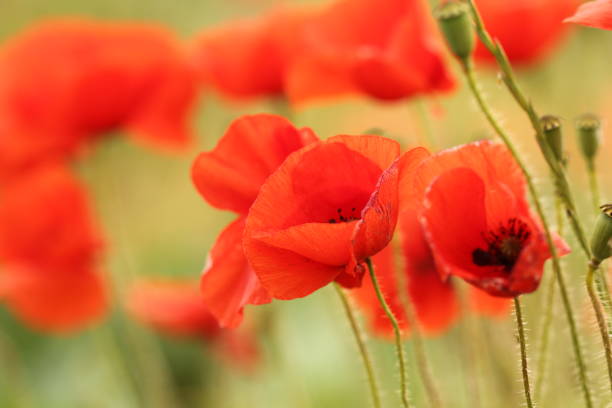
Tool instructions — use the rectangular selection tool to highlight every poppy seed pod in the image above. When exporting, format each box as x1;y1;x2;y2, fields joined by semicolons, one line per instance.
435;1;475;62
540;115;564;164
576;113;601;164
591;204;612;263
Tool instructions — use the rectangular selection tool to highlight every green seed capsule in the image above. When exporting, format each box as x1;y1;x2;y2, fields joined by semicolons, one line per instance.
435;1;475;62
591;204;612;263
540;115;563;164
576;113;601;163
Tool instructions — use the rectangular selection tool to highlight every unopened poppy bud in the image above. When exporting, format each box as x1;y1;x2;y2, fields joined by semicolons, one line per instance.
435;1;475;62
576;113;601;165
540;115;563;164
591;204;612;263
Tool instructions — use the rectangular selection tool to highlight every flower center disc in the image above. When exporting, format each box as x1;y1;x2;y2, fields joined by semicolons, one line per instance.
472;218;531;273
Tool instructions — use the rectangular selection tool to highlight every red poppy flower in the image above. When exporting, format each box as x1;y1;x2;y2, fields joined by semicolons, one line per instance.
473;0;579;65
0;18;198;176
128;279;259;370
192;114;317;327
0;165;106;331
351;199;510;339
564;0;612;30
412;141;569;297
284;0;456;104
243;133;429;299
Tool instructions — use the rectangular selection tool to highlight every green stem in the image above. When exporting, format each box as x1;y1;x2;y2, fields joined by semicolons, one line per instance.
460;57;593;408
514;298;534;408
586;261;612;396
392;239;443;408
534;197;563;403
587;162;600;212
333;284;383;408
415;99;438;149
366;258;411;408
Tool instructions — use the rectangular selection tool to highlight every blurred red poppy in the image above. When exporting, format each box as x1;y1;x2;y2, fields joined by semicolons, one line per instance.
564;0;612;30
0;18;198;177
192;114;317;327
191;0;455;105
128;279;259;370
412;141;569;297
285;0;455;104
0;165;106;331
243;134;429;299
473;0;579;65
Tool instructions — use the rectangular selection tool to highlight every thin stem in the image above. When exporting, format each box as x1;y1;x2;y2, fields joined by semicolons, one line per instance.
514;297;534;408
392;238;443;408
587;162;600;212
460;57;593;407
333;283;383;408
366;258;411;408
534;197;562;403
415;99;438;149
586;261;612;396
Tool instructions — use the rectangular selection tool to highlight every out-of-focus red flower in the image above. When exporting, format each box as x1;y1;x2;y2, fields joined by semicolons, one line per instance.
564;0;612;30
473;0;579;65
0;18;198;177
285;0;455;104
243;133;429;300
412;141;569;297
128;279;259;370
190;0;455;105
192;114;317;327
0;165;106;331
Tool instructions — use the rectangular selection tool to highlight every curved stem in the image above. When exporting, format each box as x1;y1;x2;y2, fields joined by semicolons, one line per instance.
460;58;593;408
366;258;411;408
333;284;382;408
586;262;612;396
514;298;534;408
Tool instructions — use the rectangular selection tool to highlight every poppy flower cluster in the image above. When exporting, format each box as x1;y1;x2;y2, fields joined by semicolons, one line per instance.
0;19;198;331
195;115;568;340
128;279;259;370
191;0;456;105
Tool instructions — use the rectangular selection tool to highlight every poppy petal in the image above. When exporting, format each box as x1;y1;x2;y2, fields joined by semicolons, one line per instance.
469;285;511;317
564;0;612;30
1;266;106;332
192;114;315;214
201;217;271;328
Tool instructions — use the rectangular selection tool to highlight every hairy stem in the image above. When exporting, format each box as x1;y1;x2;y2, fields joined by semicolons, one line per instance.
586;262;612;396
366;258;411;408
514;298;534;408
334;284;383;408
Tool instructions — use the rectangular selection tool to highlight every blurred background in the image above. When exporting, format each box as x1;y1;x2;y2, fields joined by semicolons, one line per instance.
0;0;611;407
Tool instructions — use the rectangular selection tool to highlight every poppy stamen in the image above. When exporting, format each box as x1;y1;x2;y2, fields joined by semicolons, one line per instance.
328;207;360;223
472;218;531;272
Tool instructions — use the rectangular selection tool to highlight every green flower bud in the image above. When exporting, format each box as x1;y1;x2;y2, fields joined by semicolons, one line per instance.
435;1;475;62
540;115;563;164
576;113;601;164
591;204;612;263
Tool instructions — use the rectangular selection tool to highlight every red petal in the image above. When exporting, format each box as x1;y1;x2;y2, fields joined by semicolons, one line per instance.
201;217;270;328
129;279;220;338
474;0;578;65
1;266;106;332
469;286;511;317
192;114;316;214
399;212;459;334
422;167;488;281
564;0;612;30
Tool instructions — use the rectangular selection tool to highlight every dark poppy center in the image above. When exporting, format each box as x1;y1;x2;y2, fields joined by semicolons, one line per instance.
471;218;531;273
328;207;360;224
